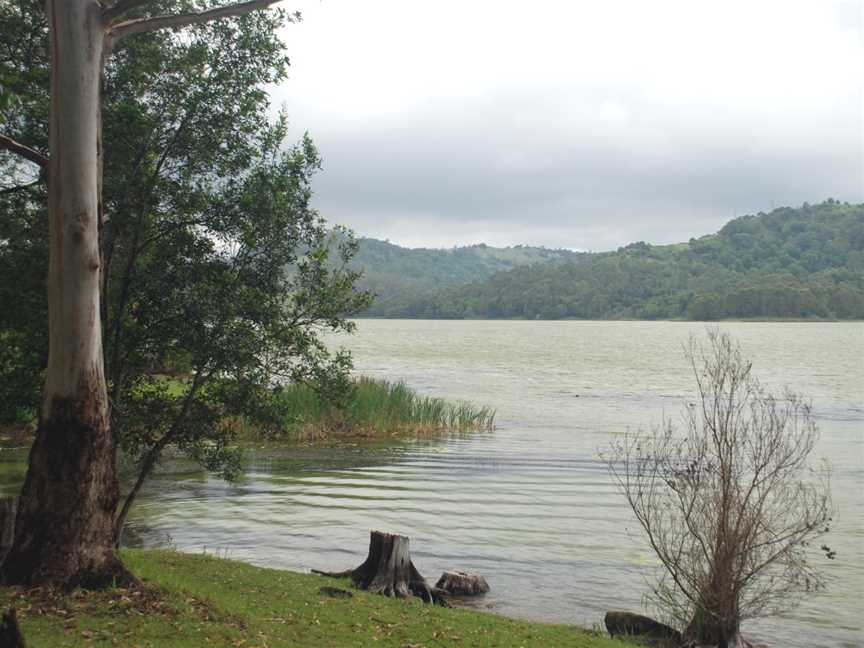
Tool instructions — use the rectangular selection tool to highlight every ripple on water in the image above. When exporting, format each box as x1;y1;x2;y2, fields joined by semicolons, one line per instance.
94;322;864;648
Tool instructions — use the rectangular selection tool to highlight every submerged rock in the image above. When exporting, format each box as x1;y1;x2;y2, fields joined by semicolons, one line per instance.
604;610;682;646
435;570;490;595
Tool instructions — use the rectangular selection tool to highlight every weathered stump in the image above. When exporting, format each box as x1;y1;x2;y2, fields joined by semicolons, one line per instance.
435;570;489;595
314;530;448;605
605;610;682;646
0;608;26;648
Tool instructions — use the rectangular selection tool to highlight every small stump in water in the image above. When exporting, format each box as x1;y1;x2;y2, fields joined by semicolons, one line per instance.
435;570;489;596
314;530;448;605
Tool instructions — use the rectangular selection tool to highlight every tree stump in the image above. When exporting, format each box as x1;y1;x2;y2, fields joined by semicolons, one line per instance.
314;531;448;605
0;608;26;648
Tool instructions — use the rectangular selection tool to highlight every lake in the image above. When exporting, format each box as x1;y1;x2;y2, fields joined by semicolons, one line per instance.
3;320;862;646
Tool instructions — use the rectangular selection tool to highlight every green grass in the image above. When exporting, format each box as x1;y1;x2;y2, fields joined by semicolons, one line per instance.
261;377;496;441
0;550;635;647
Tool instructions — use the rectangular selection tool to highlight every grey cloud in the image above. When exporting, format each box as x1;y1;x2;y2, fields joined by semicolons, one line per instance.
267;0;863;249
282;76;862;250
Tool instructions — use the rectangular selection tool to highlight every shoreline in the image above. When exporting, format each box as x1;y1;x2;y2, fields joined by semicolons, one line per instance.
352;316;862;323
0;548;637;647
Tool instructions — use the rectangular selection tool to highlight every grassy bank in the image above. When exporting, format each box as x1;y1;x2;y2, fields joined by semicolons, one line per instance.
0;550;634;647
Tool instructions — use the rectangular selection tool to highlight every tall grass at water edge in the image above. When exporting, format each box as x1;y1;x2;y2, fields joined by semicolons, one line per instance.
269;376;495;439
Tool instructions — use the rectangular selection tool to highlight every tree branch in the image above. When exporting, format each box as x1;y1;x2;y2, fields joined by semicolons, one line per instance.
108;0;287;43
113;367;210;545
102;0;157;23
0;134;48;170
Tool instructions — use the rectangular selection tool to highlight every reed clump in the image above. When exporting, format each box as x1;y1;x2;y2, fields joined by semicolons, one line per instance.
266;376;495;440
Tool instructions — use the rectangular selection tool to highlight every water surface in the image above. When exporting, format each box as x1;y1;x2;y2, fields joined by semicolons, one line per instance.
4;320;862;646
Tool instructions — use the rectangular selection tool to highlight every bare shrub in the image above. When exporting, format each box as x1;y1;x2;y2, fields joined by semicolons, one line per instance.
608;330;833;647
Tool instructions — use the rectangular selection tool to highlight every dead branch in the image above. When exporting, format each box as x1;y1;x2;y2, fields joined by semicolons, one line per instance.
0;134;48;170
107;0;290;43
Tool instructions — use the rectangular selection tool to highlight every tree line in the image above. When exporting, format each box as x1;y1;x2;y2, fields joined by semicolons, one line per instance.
364;200;864;320
350;238;584;312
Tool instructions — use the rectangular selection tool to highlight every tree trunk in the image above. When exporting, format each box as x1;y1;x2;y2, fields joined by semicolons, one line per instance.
0;0;127;588
315;531;448;605
685;603;740;648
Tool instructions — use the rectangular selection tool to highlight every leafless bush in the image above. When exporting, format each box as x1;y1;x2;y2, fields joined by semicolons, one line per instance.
608;330;833;647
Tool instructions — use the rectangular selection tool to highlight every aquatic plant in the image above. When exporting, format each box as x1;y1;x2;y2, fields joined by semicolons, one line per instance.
264;376;495;439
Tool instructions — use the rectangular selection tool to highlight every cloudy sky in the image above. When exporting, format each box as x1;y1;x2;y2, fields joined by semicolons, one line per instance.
272;0;863;251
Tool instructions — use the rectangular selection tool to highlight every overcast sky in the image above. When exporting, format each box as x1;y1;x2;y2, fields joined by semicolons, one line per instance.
272;0;863;251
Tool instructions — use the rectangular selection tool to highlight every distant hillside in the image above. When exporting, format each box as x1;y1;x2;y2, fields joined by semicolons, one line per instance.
361;200;864;320
350;239;585;315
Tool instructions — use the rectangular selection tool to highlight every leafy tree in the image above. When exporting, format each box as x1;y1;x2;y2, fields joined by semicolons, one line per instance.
0;0;369;587
362;201;864;321
608;331;833;647
352;237;584;316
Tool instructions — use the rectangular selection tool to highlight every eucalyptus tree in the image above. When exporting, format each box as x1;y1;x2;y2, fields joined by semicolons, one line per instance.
0;0;369;588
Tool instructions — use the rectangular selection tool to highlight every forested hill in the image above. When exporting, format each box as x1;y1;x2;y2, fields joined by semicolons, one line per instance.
359;201;864;320
351;239;585;314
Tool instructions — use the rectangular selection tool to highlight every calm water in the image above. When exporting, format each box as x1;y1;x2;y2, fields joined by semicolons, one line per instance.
4;321;863;646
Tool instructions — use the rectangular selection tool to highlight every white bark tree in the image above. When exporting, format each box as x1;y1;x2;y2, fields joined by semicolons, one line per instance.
0;0;289;587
